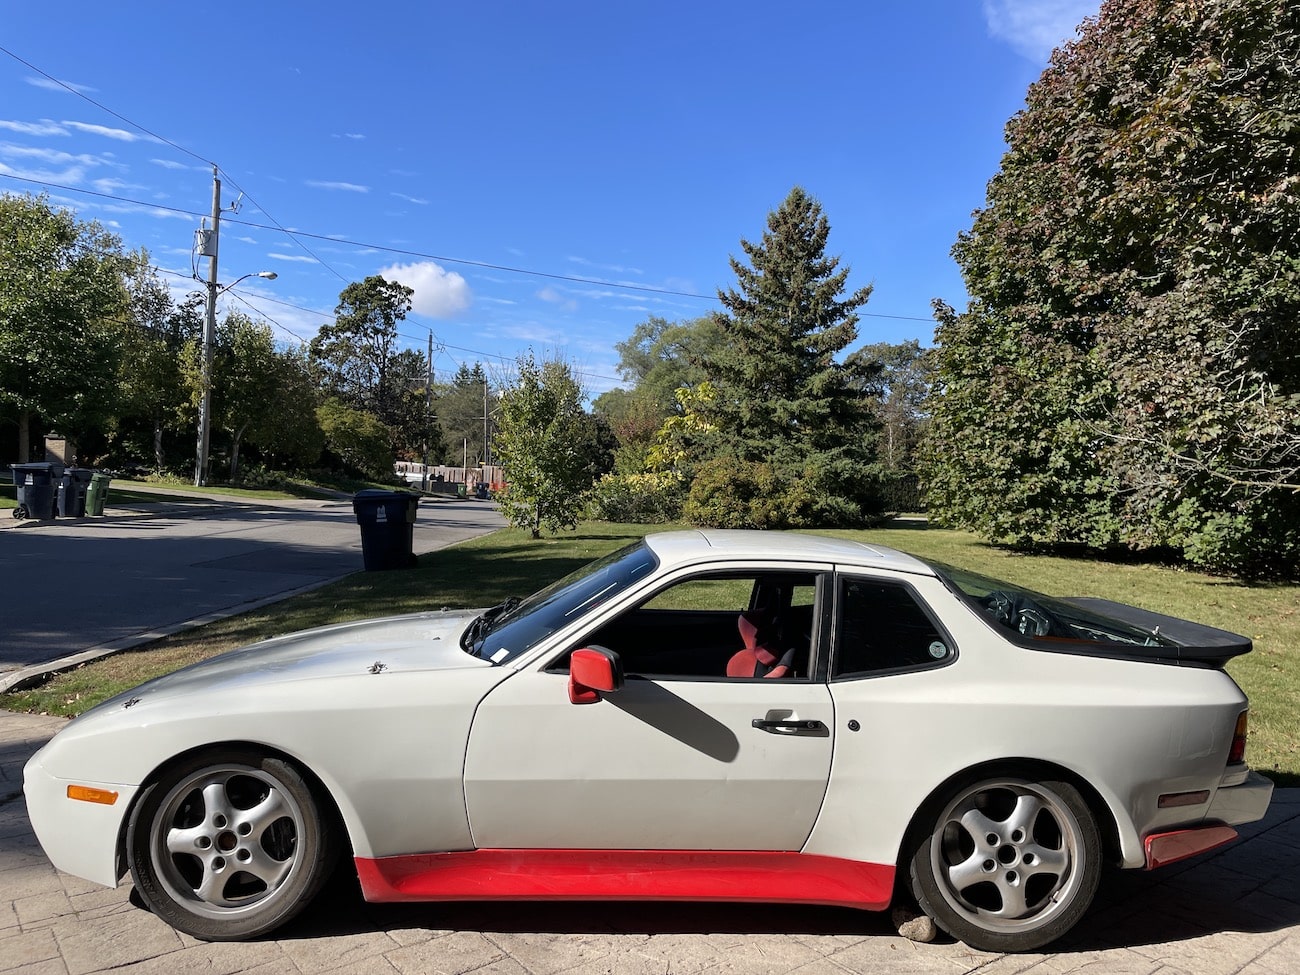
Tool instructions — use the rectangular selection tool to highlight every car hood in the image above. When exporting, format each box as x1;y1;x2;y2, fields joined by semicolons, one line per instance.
87;610;490;713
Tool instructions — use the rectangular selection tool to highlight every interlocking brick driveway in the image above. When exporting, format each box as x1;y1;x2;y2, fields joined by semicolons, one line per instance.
4;711;1300;974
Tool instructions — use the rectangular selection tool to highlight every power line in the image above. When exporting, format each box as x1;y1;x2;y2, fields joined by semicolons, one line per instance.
1;172;938;324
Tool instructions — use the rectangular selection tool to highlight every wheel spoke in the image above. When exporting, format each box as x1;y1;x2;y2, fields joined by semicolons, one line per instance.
990;873;1031;919
243;788;291;836
238;845;295;890
1023;842;1070;879
1007;792;1047;838
165;823;209;857
946;849;993;891
202;780;236;825
958;806;1004;844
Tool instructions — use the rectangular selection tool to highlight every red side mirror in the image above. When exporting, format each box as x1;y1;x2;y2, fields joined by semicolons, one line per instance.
568;646;624;704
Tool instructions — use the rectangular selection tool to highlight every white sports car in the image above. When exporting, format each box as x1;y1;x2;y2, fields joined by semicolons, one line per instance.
24;530;1273;952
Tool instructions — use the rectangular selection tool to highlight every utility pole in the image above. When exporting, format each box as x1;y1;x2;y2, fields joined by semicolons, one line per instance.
194;168;221;487
421;331;433;491
483;378;490;470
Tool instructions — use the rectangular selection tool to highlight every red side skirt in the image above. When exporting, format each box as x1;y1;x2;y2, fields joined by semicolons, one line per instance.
355;849;896;911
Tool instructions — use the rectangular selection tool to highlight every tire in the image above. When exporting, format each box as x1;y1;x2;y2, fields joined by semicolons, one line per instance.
14;505;27;520
909;776;1101;953
126;748;338;941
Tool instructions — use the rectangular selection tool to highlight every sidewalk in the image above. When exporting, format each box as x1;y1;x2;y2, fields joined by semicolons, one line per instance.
3;708;1299;974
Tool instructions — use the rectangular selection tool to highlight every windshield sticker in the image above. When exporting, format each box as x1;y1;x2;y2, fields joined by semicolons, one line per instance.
929;641;947;659
490;647;511;663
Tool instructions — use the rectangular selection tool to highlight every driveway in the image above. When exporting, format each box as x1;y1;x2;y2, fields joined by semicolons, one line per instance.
0;489;506;678
1;711;1299;973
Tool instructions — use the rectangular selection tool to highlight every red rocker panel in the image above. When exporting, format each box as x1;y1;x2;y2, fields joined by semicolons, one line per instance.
355;849;895;911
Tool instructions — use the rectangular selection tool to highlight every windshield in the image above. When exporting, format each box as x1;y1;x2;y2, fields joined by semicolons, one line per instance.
467;541;659;664
924;560;1172;647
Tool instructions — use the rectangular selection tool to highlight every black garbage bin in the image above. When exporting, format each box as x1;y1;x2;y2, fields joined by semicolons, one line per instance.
352;489;419;570
57;467;94;517
11;463;58;521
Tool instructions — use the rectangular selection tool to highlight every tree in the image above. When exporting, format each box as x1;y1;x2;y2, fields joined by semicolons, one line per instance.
308;275;427;456
926;0;1300;574
848;339;931;472
435;362;492;466
493;353;602;537
113;253;200;470
693;187;882;526
315;398;392;479
0;193;127;460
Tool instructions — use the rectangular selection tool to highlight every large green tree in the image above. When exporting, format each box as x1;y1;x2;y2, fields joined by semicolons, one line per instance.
112;253;201;471
926;0;1300;574
0;193;127;460
494;353;611;537
308;275;439;459
691;187;881;526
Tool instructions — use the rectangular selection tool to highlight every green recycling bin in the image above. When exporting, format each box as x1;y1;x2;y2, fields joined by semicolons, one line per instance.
86;471;112;516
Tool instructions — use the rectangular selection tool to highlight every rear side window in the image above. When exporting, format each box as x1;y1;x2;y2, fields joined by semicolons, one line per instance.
833;576;953;679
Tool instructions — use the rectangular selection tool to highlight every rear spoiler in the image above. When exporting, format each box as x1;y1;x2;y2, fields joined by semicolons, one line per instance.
1057;598;1252;669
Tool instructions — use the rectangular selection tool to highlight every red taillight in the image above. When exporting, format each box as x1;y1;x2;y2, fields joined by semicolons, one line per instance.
1228;711;1249;765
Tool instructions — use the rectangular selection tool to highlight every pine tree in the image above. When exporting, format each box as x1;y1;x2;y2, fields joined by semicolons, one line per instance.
692;187;881;526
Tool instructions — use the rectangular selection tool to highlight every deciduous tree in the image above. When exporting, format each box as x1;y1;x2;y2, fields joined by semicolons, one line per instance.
926;0;1300;575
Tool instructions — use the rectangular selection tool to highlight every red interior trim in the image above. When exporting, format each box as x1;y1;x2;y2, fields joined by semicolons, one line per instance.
1144;825;1238;870
356;849;895;911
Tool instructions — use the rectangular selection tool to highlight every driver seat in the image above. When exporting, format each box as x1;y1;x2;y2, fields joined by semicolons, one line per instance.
727;611;794;678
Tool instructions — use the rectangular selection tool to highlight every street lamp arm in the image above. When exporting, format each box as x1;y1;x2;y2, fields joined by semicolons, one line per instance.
219;270;277;294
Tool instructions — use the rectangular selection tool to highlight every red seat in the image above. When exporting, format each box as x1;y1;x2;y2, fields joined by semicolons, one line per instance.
727;611;793;678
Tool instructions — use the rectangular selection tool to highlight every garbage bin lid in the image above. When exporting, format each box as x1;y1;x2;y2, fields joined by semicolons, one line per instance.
353;488;413;499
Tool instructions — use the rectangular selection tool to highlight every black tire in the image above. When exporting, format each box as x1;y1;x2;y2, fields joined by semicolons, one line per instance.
14;505;27;520
908;776;1100;952
126;748;338;941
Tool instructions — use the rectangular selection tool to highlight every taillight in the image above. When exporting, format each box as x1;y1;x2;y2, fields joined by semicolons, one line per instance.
1228;711;1249;765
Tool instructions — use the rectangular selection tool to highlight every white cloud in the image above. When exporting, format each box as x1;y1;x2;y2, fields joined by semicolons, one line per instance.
0;119;67;136
150;158;191;170
305;179;369;193
0;144;107;167
391;192;429;205
62;120;152;142
381;261;472;318
27;77;94;94
269;252;320;264
538;286;579;313
983;0;1100;62
0;159;88;184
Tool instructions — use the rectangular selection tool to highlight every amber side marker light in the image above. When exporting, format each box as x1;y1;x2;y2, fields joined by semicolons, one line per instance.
67;785;118;806
1229;711;1250;765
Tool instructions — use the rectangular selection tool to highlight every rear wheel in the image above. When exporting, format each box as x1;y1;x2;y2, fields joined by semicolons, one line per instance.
909;776;1100;952
126;748;337;941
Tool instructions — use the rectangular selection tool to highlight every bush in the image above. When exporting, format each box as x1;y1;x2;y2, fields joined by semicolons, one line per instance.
587;471;684;523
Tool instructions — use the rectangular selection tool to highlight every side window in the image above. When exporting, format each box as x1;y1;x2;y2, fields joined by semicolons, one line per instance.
565;571;821;680
833;576;953;679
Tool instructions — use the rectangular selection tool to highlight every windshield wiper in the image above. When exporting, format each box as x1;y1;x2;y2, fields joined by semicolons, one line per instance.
460;596;521;656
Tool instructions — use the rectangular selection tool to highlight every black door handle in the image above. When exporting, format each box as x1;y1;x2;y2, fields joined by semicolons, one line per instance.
751;718;826;732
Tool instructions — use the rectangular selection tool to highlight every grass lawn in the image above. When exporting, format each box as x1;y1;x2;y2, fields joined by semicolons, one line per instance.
3;521;1296;784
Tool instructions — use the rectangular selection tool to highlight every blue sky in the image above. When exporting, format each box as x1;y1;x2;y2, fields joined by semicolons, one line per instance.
1;1;1099;396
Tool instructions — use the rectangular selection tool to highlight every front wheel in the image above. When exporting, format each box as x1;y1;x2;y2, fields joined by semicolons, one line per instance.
909;776;1100;952
126;748;337;941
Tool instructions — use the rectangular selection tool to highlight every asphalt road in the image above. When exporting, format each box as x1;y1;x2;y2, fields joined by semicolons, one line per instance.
0;490;506;674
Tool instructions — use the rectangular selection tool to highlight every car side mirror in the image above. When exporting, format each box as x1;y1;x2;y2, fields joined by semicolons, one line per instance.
569;646;624;704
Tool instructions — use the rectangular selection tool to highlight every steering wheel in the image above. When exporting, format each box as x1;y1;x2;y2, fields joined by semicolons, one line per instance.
980;591;1055;637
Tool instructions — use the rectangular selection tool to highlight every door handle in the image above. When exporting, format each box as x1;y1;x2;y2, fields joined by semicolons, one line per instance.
751;718;826;732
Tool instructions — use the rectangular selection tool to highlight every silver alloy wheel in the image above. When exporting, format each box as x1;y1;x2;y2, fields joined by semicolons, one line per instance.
929;779;1087;934
148;762;307;920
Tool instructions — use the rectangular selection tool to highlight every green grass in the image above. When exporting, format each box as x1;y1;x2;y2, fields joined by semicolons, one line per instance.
4;521;1297;784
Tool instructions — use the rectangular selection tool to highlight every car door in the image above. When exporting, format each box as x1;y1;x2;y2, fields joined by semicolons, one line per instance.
463;566;835;852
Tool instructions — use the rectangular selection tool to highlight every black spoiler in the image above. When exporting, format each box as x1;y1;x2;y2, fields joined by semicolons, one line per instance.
1057;598;1252;669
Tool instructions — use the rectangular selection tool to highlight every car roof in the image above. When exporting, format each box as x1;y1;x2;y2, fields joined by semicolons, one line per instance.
642;529;938;577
